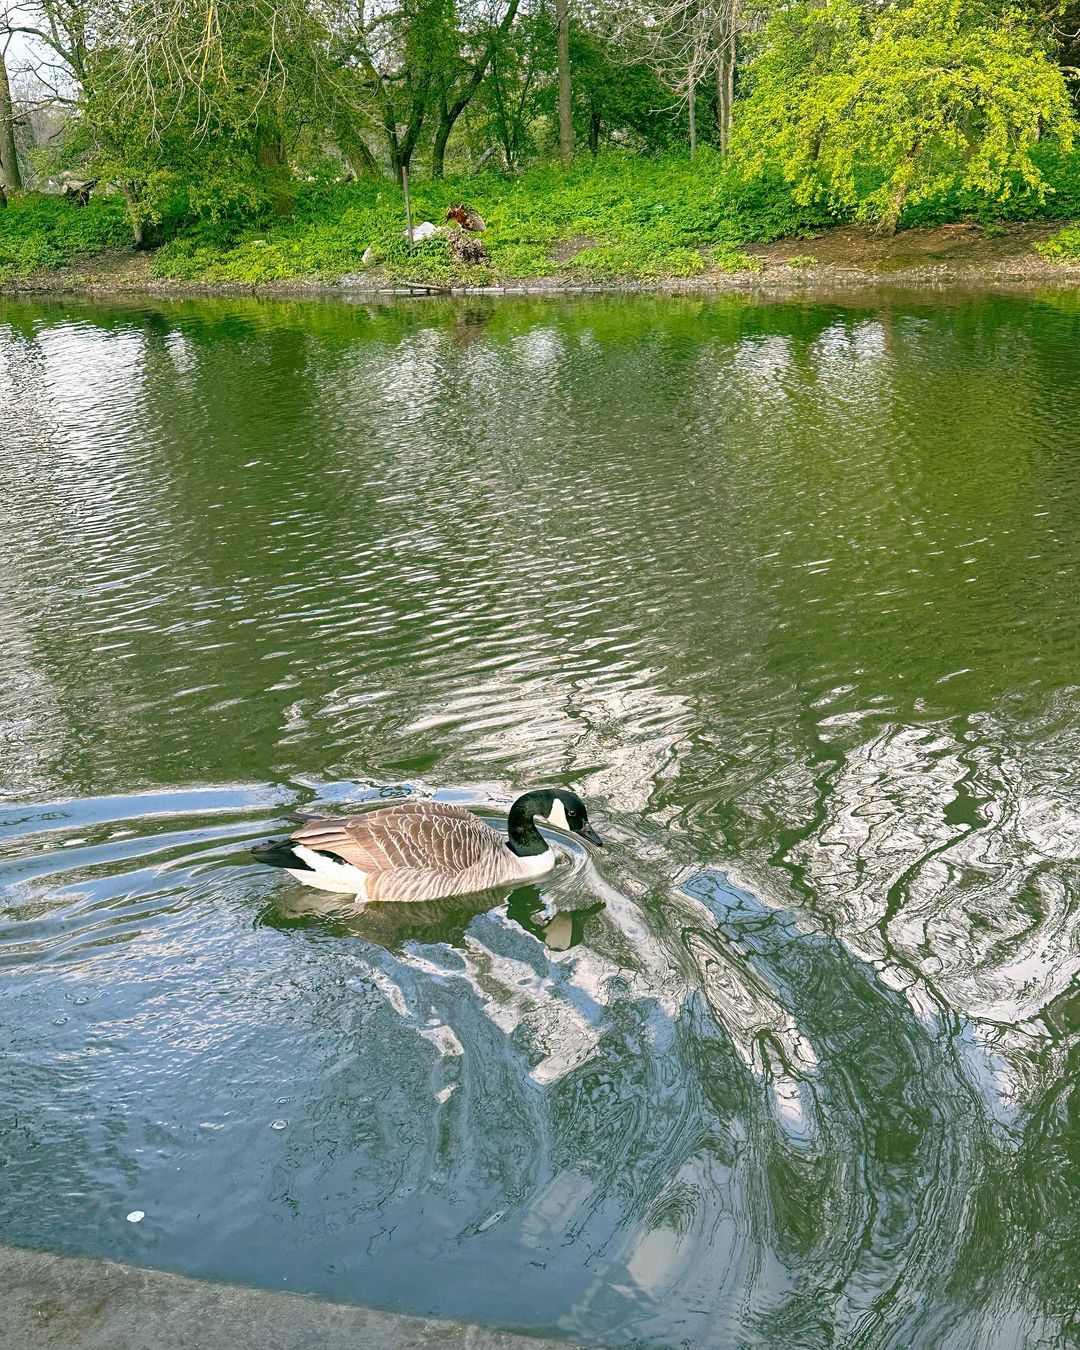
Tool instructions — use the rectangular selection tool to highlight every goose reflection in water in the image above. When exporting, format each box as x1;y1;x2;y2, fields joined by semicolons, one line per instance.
261;881;604;956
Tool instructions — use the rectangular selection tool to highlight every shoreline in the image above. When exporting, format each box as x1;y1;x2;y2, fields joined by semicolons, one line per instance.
1;1242;576;1349
4;221;1080;304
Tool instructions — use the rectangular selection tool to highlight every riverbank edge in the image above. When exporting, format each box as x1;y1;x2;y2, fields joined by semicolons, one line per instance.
1;1242;579;1349
5;222;1080;303
6;261;1080;302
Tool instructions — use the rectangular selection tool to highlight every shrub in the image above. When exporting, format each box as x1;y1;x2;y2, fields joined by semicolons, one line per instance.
0;193;131;280
735;0;1077;231
1035;226;1080;261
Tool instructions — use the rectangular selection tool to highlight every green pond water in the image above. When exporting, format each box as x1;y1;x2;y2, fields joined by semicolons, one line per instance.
1;291;1079;1348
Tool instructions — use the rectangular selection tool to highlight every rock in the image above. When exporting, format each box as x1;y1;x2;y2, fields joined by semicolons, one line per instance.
361;246;377;265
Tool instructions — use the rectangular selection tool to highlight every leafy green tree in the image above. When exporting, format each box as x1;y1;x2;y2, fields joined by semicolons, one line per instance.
571;23;686;154
736;0;1077;230
479;4;548;168
429;0;523;175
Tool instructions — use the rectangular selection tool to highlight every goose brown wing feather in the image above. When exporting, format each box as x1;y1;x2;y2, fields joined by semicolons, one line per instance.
288;801;502;880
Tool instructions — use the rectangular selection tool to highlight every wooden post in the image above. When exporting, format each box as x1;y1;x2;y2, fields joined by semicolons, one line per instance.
402;162;414;246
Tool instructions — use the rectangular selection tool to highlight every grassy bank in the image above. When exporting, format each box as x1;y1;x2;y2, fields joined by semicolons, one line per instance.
5;150;1080;290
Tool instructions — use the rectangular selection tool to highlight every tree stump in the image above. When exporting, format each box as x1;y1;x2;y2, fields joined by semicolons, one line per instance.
446;226;489;266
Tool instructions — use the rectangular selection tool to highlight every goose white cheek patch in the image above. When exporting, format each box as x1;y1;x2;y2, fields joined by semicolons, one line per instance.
545;798;570;831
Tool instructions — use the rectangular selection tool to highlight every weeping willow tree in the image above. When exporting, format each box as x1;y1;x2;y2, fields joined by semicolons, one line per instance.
79;0;350;235
735;0;1077;231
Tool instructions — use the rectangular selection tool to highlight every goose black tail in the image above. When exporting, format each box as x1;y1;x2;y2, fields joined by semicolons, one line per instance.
251;838;313;872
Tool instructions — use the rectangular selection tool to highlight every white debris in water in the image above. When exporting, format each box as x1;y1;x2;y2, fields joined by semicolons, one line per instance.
436;1085;457;1103
270;1119;288;1130
126;1211;145;1223
419;1021;464;1057
368;968;410;1017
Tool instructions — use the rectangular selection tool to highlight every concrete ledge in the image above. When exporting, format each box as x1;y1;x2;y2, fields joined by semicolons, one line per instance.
1;1244;577;1350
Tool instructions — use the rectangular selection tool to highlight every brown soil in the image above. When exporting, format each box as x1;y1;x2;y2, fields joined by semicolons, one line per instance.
5;220;1080;301
547;234;598;263
750;218;1065;268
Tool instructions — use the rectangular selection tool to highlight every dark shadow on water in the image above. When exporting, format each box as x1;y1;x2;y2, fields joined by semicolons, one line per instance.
259;881;605;955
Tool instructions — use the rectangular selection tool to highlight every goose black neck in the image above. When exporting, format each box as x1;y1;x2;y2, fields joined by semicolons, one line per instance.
507;790;553;858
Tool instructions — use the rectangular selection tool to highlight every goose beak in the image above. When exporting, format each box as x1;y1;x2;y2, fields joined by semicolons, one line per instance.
578;823;603;848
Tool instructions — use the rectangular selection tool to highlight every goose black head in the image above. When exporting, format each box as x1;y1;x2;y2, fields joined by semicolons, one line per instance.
508;788;602;853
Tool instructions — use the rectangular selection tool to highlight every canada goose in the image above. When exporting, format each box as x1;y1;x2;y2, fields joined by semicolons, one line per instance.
251;789;602;901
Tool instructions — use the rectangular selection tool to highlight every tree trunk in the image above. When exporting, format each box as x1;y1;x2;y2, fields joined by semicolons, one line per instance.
256;119;292;214
391;141;417;189
588;111;600;157
432;101;452;177
256;124;285;170
0;44;22;195
333;112;379;178
431;0;523;178
383;104;404;186
402;163;413;245
121;184;145;247
343;140;380;179
716;20;735;154
385;79;429;188
688;79;697;159
392;145;413;187
556;0;573;168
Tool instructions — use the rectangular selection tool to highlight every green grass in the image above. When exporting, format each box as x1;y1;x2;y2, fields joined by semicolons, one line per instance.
6;142;1080;287
0;192;132;281
146;152;819;285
